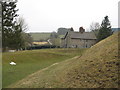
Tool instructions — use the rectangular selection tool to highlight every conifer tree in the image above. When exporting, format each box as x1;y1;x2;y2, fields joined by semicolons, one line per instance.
97;16;113;41
2;1;19;51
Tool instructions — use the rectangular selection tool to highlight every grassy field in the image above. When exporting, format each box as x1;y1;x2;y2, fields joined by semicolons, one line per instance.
2;48;85;87
29;33;51;41
8;32;119;88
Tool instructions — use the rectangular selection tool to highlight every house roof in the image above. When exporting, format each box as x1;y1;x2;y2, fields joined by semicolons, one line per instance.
62;31;97;40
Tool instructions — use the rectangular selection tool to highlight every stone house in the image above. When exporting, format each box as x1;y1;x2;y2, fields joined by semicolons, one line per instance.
60;27;97;48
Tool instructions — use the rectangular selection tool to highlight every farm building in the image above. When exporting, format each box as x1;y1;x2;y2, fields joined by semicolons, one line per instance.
60;27;97;48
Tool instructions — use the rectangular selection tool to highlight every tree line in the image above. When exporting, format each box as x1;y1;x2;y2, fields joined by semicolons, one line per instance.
1;1;32;52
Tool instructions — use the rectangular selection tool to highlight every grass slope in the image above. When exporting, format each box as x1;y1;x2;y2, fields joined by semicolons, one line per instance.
3;48;85;87
8;32;119;88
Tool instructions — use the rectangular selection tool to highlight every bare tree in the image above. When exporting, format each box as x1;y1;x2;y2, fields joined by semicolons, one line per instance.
90;22;100;37
16;17;33;49
17;17;28;32
90;22;100;31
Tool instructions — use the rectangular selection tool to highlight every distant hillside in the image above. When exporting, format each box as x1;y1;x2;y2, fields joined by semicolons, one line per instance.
29;33;51;41
8;32;119;88
112;28;120;32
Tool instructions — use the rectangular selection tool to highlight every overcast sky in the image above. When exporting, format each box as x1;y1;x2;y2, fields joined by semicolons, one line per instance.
17;0;119;32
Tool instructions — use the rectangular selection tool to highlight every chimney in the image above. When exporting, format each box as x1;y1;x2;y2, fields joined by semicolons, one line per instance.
70;27;74;31
79;27;85;33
